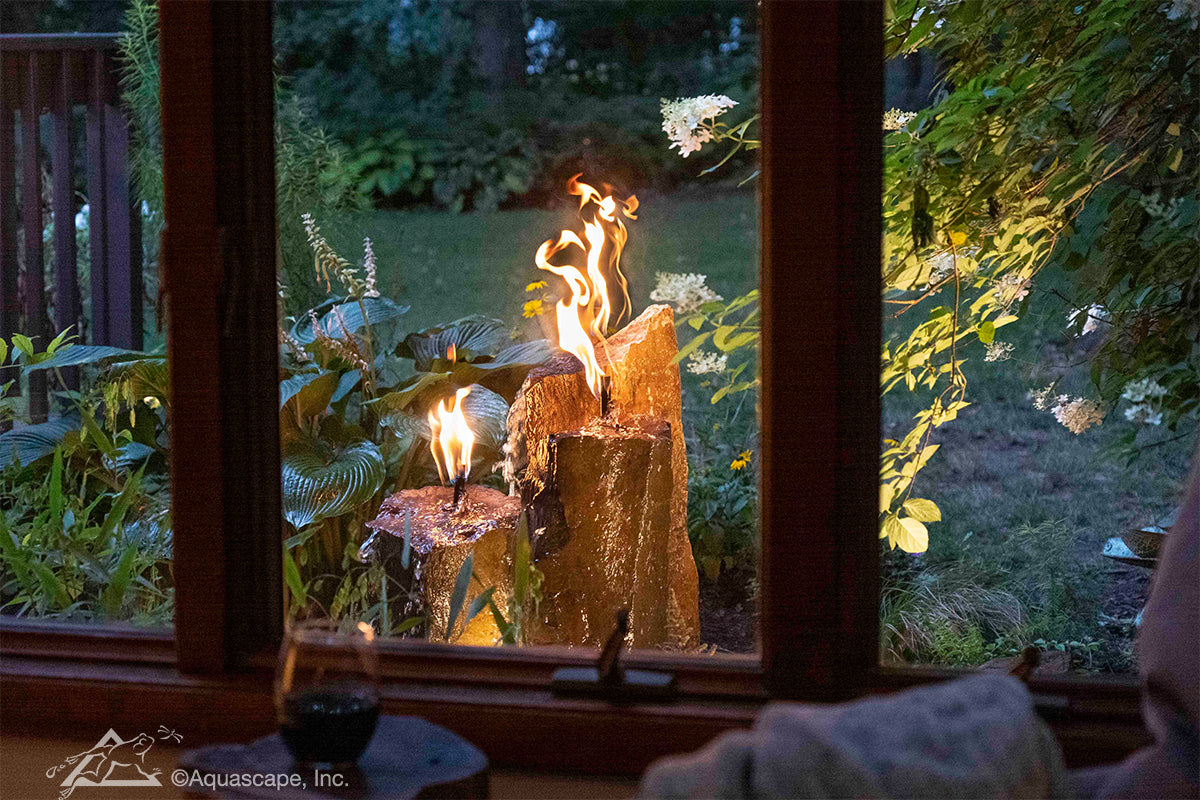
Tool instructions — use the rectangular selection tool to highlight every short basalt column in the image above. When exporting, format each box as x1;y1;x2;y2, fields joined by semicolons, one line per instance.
364;485;520;646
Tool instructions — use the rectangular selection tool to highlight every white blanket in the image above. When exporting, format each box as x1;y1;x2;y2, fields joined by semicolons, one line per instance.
640;673;1068;799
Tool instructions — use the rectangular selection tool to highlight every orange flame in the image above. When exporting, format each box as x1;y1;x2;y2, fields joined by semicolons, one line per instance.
535;175;638;399
428;387;475;485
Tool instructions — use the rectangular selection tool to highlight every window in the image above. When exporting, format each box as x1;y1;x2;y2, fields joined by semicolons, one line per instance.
0;1;1150;774
1;22;173;630
879;0;1196;678
271;1;760;657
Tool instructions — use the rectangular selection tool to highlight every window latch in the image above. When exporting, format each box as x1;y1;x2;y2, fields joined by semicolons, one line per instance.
551;608;677;702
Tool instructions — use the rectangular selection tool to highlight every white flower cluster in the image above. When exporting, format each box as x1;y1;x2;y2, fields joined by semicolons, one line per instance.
660;95;738;158
924;248;978;287
883;108;917;131
1050;395;1105;434
686;350;728;375
1121;378;1167;426
984;341;1014;362
1029;385;1104;433
362;236;380;298
1068;304;1109;336
993;273;1031;310
1028;384;1057;411
650;272;723;315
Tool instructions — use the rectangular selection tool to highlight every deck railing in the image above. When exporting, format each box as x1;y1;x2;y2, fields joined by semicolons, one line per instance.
0;33;142;425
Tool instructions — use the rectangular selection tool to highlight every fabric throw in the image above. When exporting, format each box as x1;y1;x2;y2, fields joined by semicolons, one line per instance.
640;673;1068;799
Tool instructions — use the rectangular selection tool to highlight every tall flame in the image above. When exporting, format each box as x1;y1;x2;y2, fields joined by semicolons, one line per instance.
535;175;638;399
428;387;475;485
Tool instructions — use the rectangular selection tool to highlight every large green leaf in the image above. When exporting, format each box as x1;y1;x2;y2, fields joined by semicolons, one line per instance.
281;370;340;418
447;339;553;385
0;415;81;466
371;371;451;413
378;383;508;453
107;358;170;403
281;437;386;529
399;315;510;371
379;409;429;452
457;385;510;451
290;296;410;345
22;345;152;372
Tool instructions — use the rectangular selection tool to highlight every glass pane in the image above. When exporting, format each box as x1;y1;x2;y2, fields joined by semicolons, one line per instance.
1;2;173;627
274;0;759;654
880;2;1196;674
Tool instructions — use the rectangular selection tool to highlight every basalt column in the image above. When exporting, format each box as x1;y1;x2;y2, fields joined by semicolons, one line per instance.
364;485;520;646
506;304;700;649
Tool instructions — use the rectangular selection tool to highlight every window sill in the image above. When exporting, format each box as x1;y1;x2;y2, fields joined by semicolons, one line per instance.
0;653;761;775
0;650;1148;774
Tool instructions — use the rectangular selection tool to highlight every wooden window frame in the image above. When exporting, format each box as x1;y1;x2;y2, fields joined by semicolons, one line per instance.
0;0;1148;775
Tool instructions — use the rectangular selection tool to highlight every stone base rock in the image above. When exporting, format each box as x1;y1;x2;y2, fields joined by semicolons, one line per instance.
526;417;673;648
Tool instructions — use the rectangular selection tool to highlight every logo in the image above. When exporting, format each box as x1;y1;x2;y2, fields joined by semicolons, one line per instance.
46;727;182;799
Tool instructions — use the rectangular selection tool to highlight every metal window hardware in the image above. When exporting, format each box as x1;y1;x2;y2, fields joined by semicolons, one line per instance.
551;608;677;702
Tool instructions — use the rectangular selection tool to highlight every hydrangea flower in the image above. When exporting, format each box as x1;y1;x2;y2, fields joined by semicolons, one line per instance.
1028;384;1057;411
660;95;738;158
984;341;1014;362
883;108;917;131
1068;304;1109;336
686;350;727;375
1121;379;1168;426
1050;396;1105;434
650;272;723;314
993;273;1031;310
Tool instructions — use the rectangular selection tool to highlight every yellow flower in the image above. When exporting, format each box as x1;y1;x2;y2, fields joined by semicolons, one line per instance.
729;450;751;470
522;299;545;318
525;280;548;292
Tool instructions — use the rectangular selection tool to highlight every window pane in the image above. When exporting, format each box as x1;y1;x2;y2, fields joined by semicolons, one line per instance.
274;0;760;654
1;3;173;627
880;1;1197;674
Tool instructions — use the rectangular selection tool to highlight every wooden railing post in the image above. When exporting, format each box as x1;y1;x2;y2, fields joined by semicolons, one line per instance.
1;34;141;426
52;50;80;389
20;51;49;423
0;48;19;432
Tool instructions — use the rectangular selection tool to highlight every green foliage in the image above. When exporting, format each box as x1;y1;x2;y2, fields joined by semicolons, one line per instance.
0;329;172;624
120;0;365;319
279;223;552;629
884;0;1198;431
672;0;1198;556
347;129;539;213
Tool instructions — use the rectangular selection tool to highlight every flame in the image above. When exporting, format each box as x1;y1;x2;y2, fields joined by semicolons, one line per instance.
427;387;475;485
535;175;638;399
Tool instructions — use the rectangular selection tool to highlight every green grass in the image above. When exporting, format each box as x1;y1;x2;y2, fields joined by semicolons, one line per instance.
303;189;759;334
882;267;1195;672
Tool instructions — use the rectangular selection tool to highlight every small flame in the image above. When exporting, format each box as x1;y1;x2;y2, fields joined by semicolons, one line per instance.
428;387;475;485
535;175;638;399
446;343;457;363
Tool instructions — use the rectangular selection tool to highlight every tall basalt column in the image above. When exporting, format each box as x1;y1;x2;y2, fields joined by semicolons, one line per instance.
507;304;700;649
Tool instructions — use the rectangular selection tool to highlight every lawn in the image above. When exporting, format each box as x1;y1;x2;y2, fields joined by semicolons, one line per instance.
305;188;760;334
881;267;1194;672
